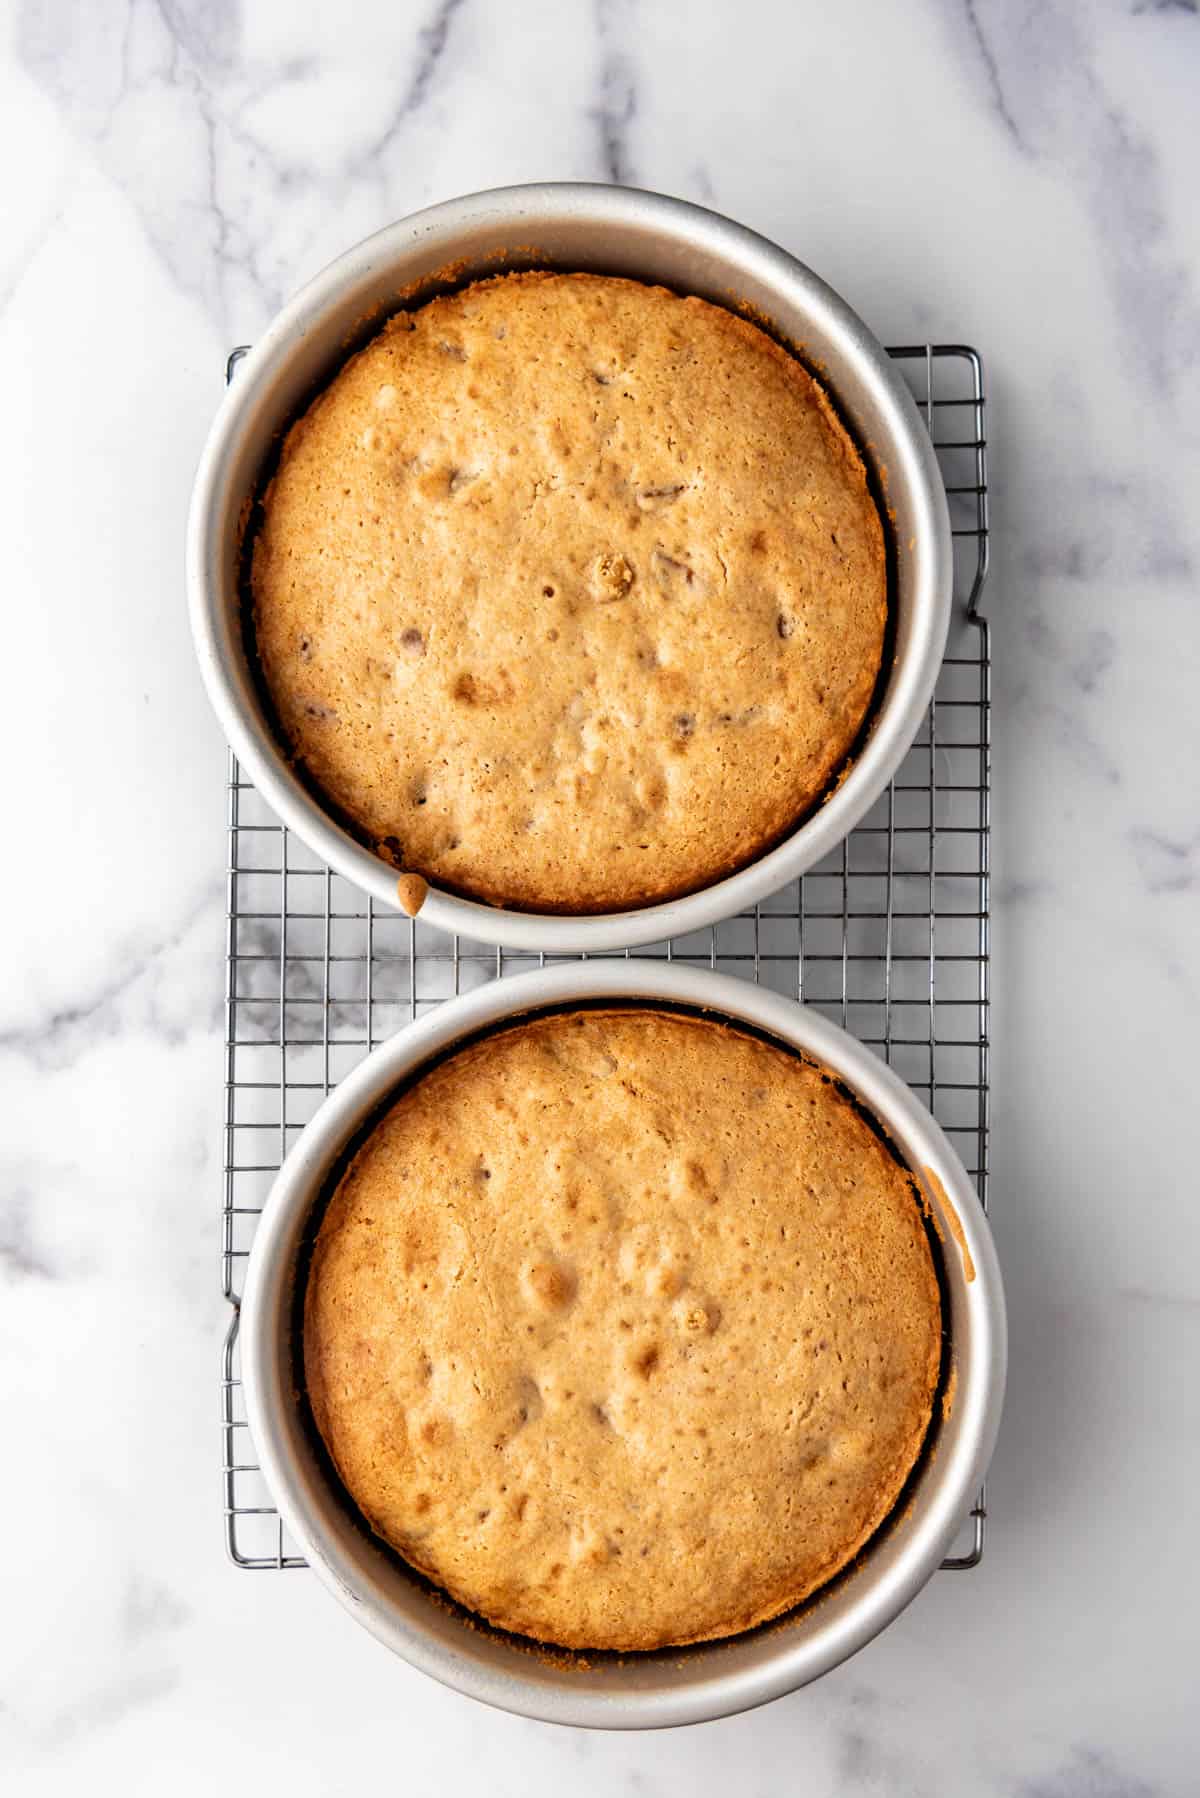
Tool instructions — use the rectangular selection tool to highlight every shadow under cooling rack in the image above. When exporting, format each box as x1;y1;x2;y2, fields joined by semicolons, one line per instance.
221;343;992;1575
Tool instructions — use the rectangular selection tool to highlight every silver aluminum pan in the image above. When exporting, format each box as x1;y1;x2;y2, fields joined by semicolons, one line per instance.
188;184;952;951
240;962;1005;1728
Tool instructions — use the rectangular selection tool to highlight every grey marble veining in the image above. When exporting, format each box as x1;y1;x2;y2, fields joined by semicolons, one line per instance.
2;0;1198;1791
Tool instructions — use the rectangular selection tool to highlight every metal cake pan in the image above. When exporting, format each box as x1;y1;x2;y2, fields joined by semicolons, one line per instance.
188;183;953;952
239;962;1006;1729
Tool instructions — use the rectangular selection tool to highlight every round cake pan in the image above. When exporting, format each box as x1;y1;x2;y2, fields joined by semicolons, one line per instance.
240;961;1005;1729
188;183;952;952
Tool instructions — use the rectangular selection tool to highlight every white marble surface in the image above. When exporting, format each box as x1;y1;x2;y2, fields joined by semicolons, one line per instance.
2;0;1199;1789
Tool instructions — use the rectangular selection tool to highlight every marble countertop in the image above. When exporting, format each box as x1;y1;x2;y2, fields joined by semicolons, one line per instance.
3;1;1198;1791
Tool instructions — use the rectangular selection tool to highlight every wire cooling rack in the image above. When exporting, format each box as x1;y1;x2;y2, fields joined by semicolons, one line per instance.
220;344;992;1573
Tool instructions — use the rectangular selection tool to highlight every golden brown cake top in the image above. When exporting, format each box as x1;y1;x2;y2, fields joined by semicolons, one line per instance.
303;1009;941;1651
252;272;886;913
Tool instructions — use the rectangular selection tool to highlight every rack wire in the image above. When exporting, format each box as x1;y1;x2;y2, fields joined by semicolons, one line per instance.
220;344;992;1573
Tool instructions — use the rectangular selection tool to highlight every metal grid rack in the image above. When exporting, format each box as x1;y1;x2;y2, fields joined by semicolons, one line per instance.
221;344;992;1573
